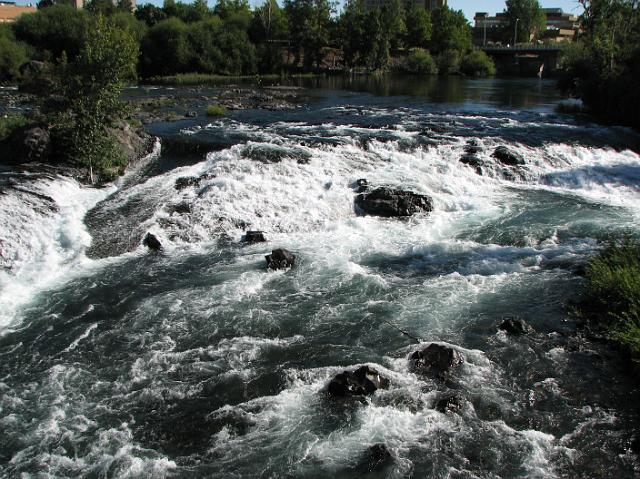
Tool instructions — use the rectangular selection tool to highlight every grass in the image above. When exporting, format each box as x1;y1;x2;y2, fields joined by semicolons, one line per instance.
0;113;29;142
206;104;227;117
577;238;640;360
144;72;318;86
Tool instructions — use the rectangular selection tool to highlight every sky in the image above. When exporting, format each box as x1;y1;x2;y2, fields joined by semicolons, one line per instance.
12;0;585;23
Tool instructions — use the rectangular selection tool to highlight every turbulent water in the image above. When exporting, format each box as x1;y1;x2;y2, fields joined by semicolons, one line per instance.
1;78;640;478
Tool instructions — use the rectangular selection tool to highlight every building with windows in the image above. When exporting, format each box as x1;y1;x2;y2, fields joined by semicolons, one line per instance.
0;1;35;23
473;8;579;46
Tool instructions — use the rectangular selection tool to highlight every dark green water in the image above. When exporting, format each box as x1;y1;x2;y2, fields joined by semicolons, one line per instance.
1;77;639;478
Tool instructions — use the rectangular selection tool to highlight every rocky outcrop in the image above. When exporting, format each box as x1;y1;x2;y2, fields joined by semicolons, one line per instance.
355;187;433;217
409;344;463;378
245;231;266;244
265;248;295;269
175;176;201;190
143;232;162;251
492;146;525;167
499;318;534;335
355;178;369;192
434;392;464;414
107;121;152;168
355;444;393;473
327;365;390;397
0;125;51;164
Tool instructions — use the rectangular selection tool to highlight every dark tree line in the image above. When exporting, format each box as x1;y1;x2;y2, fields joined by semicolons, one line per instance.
0;0;496;81
559;0;640;128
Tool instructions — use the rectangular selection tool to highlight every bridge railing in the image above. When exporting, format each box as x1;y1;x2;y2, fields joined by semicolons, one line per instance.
481;44;566;52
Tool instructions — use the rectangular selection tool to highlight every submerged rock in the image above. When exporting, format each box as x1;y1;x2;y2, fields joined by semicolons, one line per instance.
175;176;201;190
327;365;390;397
245;231;266;244
409;344;463;378
434;392;464;414
492;146;525;167
265;248;295;269
143;232;162;251
355;187;433;217
355;444;393;473
499;318;534;335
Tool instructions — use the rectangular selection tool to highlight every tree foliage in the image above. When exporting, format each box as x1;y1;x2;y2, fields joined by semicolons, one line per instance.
0;25;28;83
430;6;472;54
503;0;546;43
559;0;640;128
405;5;432;48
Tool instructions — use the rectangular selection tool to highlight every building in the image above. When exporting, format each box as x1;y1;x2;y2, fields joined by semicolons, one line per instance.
365;0;445;13
473;8;579;46
0;1;35;23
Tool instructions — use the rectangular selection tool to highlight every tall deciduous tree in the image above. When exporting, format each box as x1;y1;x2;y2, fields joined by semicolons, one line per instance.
503;0;546;44
405;4;432;48
430;6;471;53
285;0;332;69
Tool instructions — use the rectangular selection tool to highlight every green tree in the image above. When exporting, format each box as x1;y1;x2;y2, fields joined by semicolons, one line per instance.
430;6;471;53
285;0;332;69
0;26;29;83
12;4;88;60
140;17;191;76
503;0;546;44
405;4;432;48
50;15;138;178
559;0;640;128
135;4;168;27
85;0;118;16
338;0;367;68
249;0;289;72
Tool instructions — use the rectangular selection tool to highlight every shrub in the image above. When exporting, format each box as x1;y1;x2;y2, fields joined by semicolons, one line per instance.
460;49;496;77
0;113;29;141
405;48;437;75
436;48;461;75
0;26;28;83
578;238;640;358
206;104;227;116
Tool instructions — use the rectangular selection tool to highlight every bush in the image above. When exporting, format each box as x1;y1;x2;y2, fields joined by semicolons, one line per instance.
405;48;437;75
460;49;496;77
0;113;29;142
436;48;461;75
0;26;28;83
12;5;88;60
578;238;640;358
206;104;227;116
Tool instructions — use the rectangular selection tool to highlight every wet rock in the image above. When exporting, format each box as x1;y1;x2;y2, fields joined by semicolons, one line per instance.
22;127;51;162
492;146;525;167
245;231;266;244
328;365;390;397
169;202;191;214
499;318;534;335
186;111;198;118
434;392;464;414
265;248;295;270
355;187;433;217
355;444;393;473
459;154;484;174
107;121;152;167
175;176;201;190
409;344;463;378
464;139;483;155
143;232;162;251
355;178;369;192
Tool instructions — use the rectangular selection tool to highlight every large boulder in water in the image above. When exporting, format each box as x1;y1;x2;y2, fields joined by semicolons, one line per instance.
409;344;463;378
355;187;433;217
265;248;295;269
434;392;464;414
492;146;525;167
0;125;51;164
499;318;534;335
143;232;162;251
245;231;266;244
355;444;393;473
327;365;390;397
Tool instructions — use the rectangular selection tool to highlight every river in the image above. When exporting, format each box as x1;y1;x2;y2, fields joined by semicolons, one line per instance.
1;76;639;478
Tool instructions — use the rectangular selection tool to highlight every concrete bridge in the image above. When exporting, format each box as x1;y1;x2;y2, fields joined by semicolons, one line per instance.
480;44;566;76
